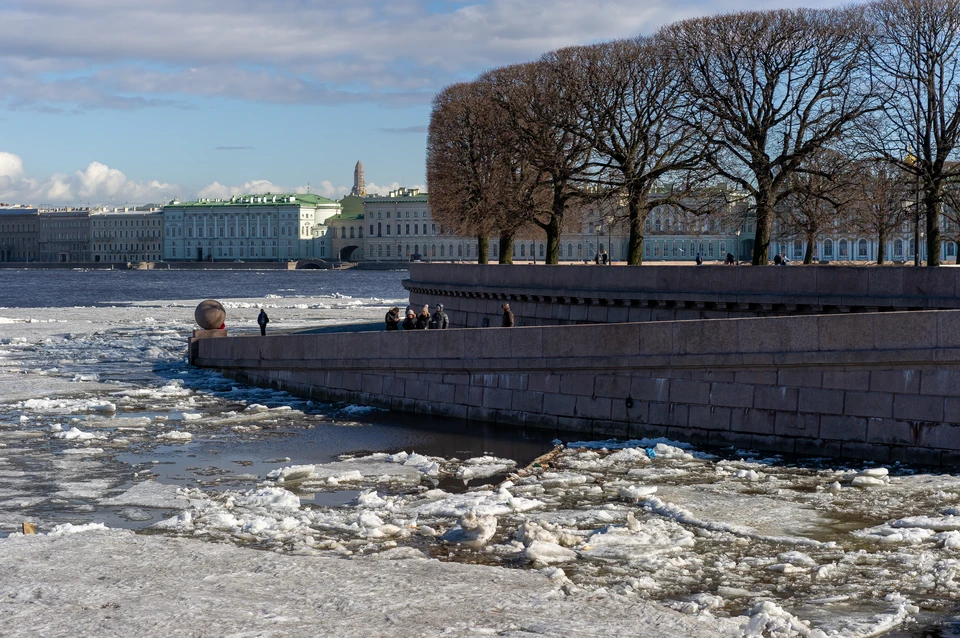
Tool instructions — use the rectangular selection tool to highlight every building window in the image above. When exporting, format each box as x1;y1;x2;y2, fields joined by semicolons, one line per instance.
350;227;355;239
824;239;833;257
858;239;868;259
519;244;524;257
839;239;848;258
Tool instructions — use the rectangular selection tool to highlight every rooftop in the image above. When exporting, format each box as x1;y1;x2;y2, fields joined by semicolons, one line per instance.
167;193;339;208
364;187;428;203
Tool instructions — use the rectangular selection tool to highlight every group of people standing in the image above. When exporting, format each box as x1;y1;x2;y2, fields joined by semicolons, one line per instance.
385;304;449;331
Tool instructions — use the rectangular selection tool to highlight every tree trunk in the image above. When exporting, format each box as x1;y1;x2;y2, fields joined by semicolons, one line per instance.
752;192;774;265
498;229;515;264
876;228;886;265
803;231;815;264
626;184;649;265
544;191;564;265
477;234;489;265
926;184;942;267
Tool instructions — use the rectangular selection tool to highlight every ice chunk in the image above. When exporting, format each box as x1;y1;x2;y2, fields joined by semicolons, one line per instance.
46;522;110;537
525;540;577;566
619;485;658;502
158;431;192;441
440;511;498;548
851;475;886;488
234;487;300;511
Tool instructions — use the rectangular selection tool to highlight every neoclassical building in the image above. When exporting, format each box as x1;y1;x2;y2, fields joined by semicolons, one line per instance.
162;193;338;262
362;187;478;262
0;206;40;262
90;210;163;263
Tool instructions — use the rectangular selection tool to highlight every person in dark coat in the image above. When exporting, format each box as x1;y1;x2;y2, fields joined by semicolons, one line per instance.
416;305;431;329
402;309;417;330
501;303;514;327
774;252;783;265
430;304;449;329
695;252;703;266
257;309;269;336
385;307;401;331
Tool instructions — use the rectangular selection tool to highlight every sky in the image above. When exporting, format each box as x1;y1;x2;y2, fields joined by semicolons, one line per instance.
0;0;846;206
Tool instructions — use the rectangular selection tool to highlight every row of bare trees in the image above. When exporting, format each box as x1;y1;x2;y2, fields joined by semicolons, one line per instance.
427;0;960;266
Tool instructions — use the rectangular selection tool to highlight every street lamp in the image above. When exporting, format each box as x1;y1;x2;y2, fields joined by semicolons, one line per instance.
735;228;741;265
595;221;602;264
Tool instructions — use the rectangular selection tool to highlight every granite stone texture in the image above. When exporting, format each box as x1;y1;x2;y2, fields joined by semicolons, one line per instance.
195;306;960;467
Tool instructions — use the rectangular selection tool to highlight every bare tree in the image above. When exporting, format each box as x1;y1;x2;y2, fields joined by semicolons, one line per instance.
847;159;912;264
660;7;877;265
775;149;852;264
427;82;499;263
862;0;960;266
483;55;594;264
569;37;715;265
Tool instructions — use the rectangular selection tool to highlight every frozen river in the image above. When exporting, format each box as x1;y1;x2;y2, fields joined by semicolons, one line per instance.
1;268;959;637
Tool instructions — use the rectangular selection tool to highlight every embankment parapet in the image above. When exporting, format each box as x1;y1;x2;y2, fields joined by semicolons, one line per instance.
194;310;960;467
404;264;960;327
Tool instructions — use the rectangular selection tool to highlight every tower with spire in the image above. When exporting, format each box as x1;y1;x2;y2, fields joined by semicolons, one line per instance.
350;161;367;197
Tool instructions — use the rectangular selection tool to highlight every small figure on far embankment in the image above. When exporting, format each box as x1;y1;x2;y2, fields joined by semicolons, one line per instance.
774;252;783;265
257;309;269;336
402;309;418;330
695;253;703;266
725;252;735;265
502;303;514;328
430;304;449;329
417;305;431;329
385;307;401;331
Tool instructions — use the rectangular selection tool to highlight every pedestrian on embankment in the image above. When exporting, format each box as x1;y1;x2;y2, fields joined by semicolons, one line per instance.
502;303;514;328
417;305;431;329
257;309;269;336
430;304;449;329
385;307;401;331
402;309;417;330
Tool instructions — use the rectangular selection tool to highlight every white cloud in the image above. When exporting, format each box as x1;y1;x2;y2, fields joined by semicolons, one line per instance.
0;152;178;205
0;0;851;110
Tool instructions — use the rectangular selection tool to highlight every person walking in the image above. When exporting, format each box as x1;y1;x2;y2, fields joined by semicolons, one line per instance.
430;304;449;329
402;309;417;330
774;252;783;265
416;305;431;329
501;303;514;327
385;307;401;331
257;309;269;336
695;253;703;266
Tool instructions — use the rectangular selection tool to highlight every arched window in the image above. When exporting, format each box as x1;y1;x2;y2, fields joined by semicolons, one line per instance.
655;216;662;232
578;243;582;257
539;244;544;257
350;227;355;238
458;244;463;257
386;245;391;257
894;239;903;258
654;243;661;257
406;244;410;255
378;245;382;256
432;244;437;257
414;244;419;255
441;244;445;256
858;239;868;259
449;244;454;257
719;242;726;255
793;239;802;259
949;242;957;257
823;239;833;257
520;244;525;257
839;239;848;258
397;244;402;256
567;243;573;258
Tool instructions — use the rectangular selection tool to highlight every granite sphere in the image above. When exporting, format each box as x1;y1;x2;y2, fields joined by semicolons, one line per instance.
195;300;226;330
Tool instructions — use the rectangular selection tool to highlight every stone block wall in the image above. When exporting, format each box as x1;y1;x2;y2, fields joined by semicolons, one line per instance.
404;263;960;328
194;310;960;466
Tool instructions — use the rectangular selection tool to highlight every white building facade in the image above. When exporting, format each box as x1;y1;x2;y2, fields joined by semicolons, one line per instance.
90;210;163;263
162;194;338;262
363;188;479;262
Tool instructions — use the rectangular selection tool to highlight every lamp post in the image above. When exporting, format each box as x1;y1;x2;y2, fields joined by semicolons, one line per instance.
595;222;602;264
607;216;613;265
735;229;741;265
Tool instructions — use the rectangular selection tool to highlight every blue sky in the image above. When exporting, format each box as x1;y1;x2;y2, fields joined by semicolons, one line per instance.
0;0;845;205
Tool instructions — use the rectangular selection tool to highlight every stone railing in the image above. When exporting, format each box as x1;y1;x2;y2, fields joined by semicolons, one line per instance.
404;263;960;327
193;309;960;467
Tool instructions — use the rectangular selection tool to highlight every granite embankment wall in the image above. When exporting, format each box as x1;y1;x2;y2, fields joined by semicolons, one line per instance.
404;264;960;327
194;310;960;466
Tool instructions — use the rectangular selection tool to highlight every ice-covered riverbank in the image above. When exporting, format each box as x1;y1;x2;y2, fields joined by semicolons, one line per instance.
1;270;958;636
